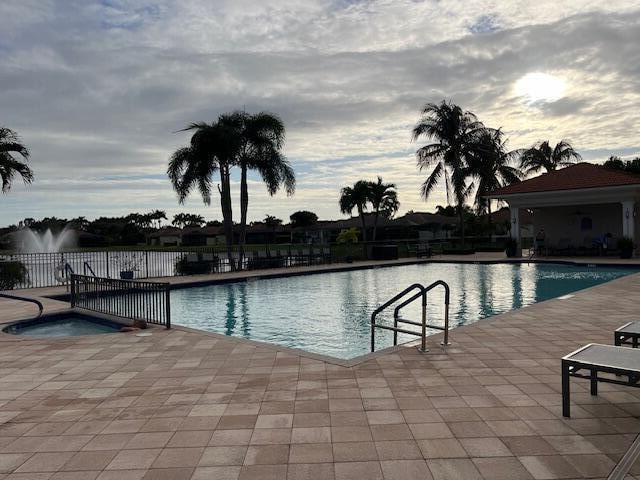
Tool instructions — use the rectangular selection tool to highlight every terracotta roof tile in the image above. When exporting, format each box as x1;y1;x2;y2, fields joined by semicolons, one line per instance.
490;162;640;196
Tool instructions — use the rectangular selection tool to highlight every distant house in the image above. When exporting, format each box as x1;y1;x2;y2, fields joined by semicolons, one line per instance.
295;212;459;243
149;226;226;247
489;163;640;256
149;227;182;247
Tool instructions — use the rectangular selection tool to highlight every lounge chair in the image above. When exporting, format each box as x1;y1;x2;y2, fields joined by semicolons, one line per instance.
561;343;640;417
615;322;640;348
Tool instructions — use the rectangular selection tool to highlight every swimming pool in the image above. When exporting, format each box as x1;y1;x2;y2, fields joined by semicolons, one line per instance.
171;262;635;359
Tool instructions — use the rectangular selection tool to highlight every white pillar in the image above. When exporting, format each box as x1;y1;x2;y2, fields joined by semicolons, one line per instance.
510;206;522;256
622;200;635;241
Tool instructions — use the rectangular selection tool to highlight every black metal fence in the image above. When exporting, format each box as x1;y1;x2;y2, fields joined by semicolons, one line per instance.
0;245;334;289
70;274;171;328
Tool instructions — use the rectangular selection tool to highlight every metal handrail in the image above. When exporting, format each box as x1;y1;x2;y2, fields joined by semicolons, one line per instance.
83;261;96;277
371;283;426;352
424;280;451;346
0;293;44;318
371;280;451;353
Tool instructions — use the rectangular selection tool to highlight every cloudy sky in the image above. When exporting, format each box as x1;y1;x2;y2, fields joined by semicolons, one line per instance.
1;0;640;226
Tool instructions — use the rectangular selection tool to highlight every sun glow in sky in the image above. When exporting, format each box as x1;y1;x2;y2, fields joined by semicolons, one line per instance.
514;72;566;104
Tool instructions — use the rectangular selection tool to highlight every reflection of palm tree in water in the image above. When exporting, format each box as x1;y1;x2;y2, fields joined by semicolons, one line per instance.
477;265;492;318
511;265;523;309
224;286;237;336
454;265;469;327
344;270;376;332
239;283;250;337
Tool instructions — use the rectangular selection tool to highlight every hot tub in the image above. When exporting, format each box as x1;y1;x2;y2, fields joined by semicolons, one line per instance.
3;312;124;337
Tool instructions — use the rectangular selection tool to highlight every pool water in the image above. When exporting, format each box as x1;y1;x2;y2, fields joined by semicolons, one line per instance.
171;263;635;359
4;314;122;337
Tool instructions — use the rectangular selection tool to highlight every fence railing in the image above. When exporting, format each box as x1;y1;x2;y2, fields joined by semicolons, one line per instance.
70;274;171;328
0;245;335;289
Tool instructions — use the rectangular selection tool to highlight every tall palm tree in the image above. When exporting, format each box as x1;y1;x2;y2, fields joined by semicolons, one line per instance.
466;129;522;233
412;100;487;246
339;180;371;241
168;121;240;269
0;127;33;193
150;209;167;229
368;177;399;241
519;140;581;175
219;111;294;269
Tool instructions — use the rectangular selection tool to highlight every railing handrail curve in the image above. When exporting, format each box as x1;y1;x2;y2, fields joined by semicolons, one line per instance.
371;280;451;353
0;293;44;318
371;283;425;319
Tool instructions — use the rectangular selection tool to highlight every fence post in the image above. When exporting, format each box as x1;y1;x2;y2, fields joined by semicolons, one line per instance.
145;251;149;279
105;251;110;278
70;274;76;308
165;284;171;329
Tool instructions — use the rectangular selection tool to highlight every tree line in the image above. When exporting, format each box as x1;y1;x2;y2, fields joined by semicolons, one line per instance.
4;99;638;255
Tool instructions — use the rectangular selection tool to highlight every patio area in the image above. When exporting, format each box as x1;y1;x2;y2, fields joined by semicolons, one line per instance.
0;269;640;479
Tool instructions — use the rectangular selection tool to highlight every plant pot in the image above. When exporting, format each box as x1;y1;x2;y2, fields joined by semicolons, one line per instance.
120;270;134;280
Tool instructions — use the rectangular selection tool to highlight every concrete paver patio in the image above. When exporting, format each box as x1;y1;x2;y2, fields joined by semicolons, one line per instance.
1;268;640;479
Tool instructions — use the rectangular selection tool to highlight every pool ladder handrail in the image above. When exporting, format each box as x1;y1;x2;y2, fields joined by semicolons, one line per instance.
0;293;44;319
83;261;96;277
370;280;450;353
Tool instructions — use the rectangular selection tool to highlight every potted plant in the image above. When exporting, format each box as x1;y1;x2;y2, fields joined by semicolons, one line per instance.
119;257;139;279
505;237;518;258
618;237;634;259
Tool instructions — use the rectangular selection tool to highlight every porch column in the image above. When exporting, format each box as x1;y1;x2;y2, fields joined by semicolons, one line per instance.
622;200;635;241
510;206;522;256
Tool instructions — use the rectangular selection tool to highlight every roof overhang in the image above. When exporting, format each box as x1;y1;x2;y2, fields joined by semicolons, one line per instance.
487;184;640;208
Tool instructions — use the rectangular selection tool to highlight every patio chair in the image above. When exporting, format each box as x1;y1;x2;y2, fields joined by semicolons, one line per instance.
615;322;640;348
561;343;640;417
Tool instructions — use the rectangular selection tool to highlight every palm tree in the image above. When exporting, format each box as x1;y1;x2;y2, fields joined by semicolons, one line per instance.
339;180;371;241
466;129;522;234
150;210;167;229
412;100;487;246
368;177;399;241
168;121;240;269
0;127;33;193
519;140;581;175
219;111;294;269
172;213;205;228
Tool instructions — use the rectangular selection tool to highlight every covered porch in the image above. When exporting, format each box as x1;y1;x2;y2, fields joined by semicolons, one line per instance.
489;163;640;257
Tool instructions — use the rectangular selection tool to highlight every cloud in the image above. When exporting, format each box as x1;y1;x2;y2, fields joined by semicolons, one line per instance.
0;1;639;226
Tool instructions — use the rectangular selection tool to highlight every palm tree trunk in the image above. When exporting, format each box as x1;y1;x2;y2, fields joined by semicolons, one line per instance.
358;206;367;242
238;164;248;271
458;204;465;248
372;210;379;242
487;200;492;242
219;164;235;271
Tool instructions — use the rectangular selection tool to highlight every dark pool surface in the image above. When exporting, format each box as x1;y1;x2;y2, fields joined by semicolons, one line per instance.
3;313;123;337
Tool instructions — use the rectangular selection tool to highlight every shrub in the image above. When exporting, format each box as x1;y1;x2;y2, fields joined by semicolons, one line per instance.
618;237;635;259
174;255;216;275
336;227;359;244
0;261;29;290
